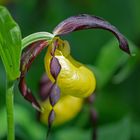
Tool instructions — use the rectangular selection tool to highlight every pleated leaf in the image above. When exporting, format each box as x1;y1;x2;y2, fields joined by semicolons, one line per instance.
0;6;21;81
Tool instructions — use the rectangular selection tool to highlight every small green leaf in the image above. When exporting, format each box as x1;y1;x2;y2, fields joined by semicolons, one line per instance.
98;117;131;140
0;105;46;140
14;105;45;140
0;6;21;81
113;41;140;83
56;128;90;140
132;122;140;140
94;38;137;89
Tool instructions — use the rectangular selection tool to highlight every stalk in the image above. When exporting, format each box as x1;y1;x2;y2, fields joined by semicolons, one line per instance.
6;79;15;140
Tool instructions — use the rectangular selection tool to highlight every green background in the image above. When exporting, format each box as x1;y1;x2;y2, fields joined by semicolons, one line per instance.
0;0;140;140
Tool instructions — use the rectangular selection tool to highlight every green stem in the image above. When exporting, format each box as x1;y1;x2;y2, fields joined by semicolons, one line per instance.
22;32;54;50
6;80;15;140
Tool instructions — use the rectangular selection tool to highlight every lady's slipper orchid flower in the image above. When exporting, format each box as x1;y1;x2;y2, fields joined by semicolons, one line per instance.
45;37;96;98
19;14;130;130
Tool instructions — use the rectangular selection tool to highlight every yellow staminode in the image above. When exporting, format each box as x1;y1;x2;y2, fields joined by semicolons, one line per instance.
40;95;83;126
44;37;96;98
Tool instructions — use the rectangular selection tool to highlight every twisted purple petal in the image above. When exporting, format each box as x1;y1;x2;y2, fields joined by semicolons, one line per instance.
39;74;54;101
49;83;60;106
19;40;48;111
50;56;61;80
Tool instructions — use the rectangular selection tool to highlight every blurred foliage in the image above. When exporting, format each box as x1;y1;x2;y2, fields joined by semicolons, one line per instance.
0;5;21;81
0;0;140;140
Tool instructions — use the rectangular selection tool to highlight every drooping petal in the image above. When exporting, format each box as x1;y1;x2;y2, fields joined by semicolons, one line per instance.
39;74;54;101
19;77;41;111
53;14;130;54
19;40;48;111
20;41;48;76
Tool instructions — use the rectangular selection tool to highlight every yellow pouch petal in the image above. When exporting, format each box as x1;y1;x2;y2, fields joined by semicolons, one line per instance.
44;38;96;98
40;95;83;126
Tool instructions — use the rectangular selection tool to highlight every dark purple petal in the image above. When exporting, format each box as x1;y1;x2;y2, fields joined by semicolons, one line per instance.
50;39;59;56
19;40;48;111
90;108;98;140
39;73;53;101
20;40;48;77
53;14;130;54
49;83;60;106
86;94;98;140
46;80;60;138
47;109;55;138
90;108;98;125
19;77;41;111
86;94;95;104
48;109;55;126
50;57;61;80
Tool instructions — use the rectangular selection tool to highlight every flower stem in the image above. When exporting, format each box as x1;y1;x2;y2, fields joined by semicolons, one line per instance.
6;79;15;140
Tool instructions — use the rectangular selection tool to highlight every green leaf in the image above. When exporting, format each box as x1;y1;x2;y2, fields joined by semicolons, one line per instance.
14;105;45;140
94;38;138;89
94;92;130;123
132;122;140;140
0;105;45;140
98;117;131;140
113;41;140;83
56;128;90;140
0;108;7;139
0;6;21;81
